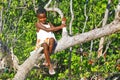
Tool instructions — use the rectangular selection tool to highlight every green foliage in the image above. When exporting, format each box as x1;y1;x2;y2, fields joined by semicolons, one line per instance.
0;0;120;80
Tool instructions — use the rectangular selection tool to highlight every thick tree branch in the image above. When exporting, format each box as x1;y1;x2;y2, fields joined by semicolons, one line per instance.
55;20;120;52
13;47;43;80
44;0;63;18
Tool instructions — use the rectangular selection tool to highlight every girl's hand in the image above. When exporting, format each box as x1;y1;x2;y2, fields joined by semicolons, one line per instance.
61;23;66;28
62;17;66;24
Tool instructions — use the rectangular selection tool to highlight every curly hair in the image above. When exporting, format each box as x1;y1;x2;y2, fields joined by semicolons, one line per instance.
36;7;47;15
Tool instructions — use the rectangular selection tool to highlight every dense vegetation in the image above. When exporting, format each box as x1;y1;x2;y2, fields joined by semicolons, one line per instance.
0;0;120;79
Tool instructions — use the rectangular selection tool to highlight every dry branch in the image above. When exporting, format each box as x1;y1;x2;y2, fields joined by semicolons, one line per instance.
55;20;120;52
97;0;111;58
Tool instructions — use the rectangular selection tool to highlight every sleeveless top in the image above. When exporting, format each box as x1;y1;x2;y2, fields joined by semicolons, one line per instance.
36;23;56;45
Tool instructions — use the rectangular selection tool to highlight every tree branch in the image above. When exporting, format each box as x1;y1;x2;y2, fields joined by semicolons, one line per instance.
13;47;43;80
44;0;64;18
0;6;3;33
68;0;74;79
55;20;120;52
97;0;111;58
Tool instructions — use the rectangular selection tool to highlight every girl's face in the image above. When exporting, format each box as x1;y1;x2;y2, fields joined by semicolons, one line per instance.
37;13;46;24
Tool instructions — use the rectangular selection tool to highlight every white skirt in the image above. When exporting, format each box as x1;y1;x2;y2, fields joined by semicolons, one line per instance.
36;29;56;45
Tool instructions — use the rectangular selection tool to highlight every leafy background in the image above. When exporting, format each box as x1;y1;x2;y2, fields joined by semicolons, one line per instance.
0;0;120;79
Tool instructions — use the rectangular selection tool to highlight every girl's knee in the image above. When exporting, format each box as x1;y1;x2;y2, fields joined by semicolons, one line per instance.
42;43;48;48
49;38;55;42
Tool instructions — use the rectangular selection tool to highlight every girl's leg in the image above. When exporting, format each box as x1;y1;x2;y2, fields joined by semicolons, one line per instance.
49;38;55;54
41;43;51;66
42;42;55;75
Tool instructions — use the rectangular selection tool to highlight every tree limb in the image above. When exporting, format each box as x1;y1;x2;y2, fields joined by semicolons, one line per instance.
44;0;64;18
55;20;120;52
13;47;43;80
68;0;74;79
0;6;3;34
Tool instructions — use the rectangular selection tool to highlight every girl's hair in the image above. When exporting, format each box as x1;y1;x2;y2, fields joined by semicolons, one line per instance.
36;7;47;15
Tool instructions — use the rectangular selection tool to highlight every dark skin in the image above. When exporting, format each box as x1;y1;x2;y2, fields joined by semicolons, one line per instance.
36;12;66;72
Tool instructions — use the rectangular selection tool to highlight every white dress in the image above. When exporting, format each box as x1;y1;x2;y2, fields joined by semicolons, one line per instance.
30;23;57;55
36;23;56;48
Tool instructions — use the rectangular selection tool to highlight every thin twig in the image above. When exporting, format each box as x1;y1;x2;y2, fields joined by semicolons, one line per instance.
69;0;74;35
3;0;12;29
0;6;3;33
97;0;111;58
103;39;111;56
82;5;92;33
68;0;74;79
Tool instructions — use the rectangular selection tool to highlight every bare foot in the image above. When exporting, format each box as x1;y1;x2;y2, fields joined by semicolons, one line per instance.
49;64;55;75
43;61;49;67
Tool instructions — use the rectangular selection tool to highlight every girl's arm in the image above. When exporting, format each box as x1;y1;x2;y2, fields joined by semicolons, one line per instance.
36;22;66;32
36;17;66;32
